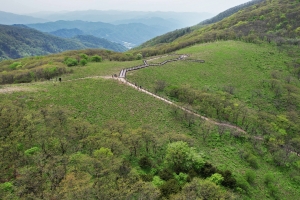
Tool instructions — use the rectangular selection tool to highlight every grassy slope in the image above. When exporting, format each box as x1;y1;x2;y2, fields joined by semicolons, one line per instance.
1;41;300;198
132;0;300;56
128;40;293;104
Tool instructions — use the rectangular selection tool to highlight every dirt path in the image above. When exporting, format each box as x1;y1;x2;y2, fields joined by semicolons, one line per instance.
0;86;34;94
117;77;247;134
113;54;247;134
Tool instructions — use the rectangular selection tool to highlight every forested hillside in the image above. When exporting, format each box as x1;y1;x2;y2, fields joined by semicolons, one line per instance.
50;28;84;38
134;0;300;56
0;25;127;60
198;0;264;25
135;0;264;49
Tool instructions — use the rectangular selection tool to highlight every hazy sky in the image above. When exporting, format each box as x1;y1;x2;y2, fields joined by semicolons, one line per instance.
2;0;251;14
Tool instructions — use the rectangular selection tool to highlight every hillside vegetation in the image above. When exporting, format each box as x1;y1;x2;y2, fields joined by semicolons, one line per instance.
1;1;300;199
198;0;264;25
0;25;127;61
0;40;300;199
0;49;143;85
133;0;300;56
136;0;264;49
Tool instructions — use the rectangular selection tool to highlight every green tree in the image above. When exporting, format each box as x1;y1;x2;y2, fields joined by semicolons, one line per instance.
208;173;224;185
165;141;204;172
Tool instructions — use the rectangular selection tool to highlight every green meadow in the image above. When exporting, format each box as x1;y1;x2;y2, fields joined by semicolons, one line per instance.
127;40;294;103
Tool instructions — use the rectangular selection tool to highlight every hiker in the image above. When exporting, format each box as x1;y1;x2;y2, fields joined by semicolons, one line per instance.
59;78;61;82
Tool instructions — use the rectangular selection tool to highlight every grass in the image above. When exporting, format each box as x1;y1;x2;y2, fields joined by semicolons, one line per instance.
127;41;296;110
61;60;143;80
4;78;187;133
199;132;300;199
1;40;300;199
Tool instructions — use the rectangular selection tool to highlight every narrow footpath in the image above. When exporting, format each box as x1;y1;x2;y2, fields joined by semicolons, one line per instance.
116;54;247;134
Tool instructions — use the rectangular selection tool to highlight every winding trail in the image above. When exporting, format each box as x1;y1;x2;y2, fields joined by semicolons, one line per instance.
116;54;247;134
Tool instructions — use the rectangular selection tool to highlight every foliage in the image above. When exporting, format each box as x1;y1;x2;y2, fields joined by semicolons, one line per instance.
0;182;13;193
208;173;224;185
132;0;300;56
159;179;181;198
24;147;40;156
79;58;88;66
136;53;143;60
9;62;22;70
80;53;88;60
64;57;78;67
159;168;174;181
199;0;264;25
139;156;152;169
165;141;205;172
245;170;256;184
152;176;165;187
91;55;102;62
173;172;188;186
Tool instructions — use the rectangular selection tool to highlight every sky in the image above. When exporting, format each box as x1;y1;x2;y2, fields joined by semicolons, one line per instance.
1;0;251;15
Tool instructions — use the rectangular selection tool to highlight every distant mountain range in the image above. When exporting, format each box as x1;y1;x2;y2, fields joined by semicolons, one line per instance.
0;11;47;25
0;10;214;60
25;20;173;48
28;10;213;27
0;25;127;60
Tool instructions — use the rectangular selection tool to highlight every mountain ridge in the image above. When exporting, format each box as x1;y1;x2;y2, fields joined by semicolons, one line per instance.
0;24;127;60
0;10;48;25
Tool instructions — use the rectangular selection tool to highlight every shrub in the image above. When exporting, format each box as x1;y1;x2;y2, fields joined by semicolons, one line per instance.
174;172;188;186
24;147;40;156
159;168;174;181
264;173;274;185
64;58;78;67
80;59;88;66
140;174;154;182
9;62;22;70
0;182;13;193
247;154;259;169
80;53;88;60
159;179;181;197
200;163;217;178
235;175;250;193
165;141;204;173
245;170;256;184
136;53;143;60
208;173;224;185
152;176;165;187
91;55;102;62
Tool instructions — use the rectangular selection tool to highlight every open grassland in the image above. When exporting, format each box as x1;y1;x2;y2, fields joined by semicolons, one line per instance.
1;78;185;132
61;60;143;80
127;41;297;111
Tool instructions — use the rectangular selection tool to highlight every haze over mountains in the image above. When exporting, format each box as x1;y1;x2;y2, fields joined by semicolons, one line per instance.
28;10;213;27
25;20;171;48
0;9;213;59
